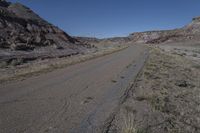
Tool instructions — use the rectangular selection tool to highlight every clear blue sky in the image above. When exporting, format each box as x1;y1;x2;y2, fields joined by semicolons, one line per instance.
8;0;200;38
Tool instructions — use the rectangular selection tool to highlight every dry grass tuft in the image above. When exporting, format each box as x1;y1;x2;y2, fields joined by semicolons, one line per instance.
122;106;137;133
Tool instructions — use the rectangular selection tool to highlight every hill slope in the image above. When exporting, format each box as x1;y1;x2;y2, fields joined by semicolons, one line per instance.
77;17;200;46
0;0;91;65
129;17;200;44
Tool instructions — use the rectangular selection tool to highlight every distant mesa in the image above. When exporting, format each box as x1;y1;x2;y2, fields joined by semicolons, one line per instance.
76;16;200;45
129;16;200;44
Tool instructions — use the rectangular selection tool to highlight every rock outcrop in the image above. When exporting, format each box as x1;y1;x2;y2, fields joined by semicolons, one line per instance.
129;17;200;44
78;17;200;45
0;0;93;67
0;0;88;51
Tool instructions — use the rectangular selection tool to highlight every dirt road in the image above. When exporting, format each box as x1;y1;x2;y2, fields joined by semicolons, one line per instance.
0;44;148;133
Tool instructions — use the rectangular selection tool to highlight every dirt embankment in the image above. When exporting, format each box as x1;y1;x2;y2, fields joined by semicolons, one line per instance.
107;47;200;133
0;44;128;84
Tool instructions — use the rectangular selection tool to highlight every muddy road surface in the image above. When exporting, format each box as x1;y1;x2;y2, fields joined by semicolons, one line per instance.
0;44;148;133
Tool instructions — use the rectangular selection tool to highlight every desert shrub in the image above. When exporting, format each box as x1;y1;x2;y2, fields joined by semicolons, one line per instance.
192;53;198;57
0;61;8;68
10;58;24;66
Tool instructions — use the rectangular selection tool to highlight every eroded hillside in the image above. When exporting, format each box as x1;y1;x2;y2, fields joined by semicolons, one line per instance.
0;0;92;67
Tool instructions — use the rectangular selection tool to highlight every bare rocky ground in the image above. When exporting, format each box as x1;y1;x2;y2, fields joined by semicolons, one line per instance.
106;43;200;133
